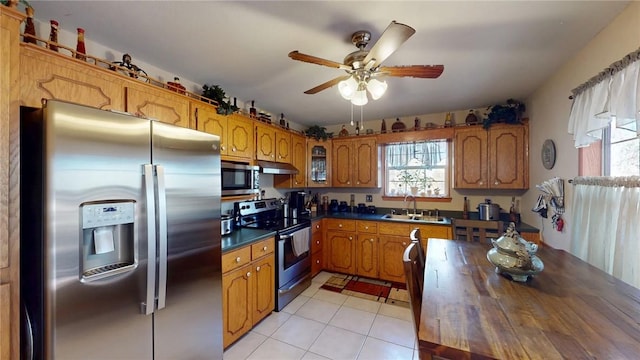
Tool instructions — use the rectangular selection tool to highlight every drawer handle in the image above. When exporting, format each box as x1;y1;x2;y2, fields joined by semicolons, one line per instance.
365;226;369;230
256;266;261;272
316;224;320;229
402;242;407;246
316;240;320;244
370;238;374;243
263;246;268;251
349;236;353;240
316;260;320;264
235;257;241;263
246;272;251;277
221;146;226;151
338;224;342;228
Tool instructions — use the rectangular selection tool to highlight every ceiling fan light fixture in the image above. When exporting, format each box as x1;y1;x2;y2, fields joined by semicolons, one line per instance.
351;87;368;106
367;78;387;100
338;76;358;100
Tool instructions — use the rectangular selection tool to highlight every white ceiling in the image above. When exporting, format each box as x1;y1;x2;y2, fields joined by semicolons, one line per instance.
30;1;630;127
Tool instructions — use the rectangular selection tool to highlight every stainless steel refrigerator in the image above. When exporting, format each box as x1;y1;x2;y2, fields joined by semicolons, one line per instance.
20;100;223;359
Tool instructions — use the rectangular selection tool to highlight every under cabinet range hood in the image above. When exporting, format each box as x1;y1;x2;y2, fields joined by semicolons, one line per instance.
257;160;299;175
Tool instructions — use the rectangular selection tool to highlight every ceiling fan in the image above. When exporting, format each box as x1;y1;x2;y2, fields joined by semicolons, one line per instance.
288;21;444;105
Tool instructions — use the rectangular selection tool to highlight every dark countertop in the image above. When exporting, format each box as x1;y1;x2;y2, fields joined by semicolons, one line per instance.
221;209;539;252
306;209;539;233
221;228;277;253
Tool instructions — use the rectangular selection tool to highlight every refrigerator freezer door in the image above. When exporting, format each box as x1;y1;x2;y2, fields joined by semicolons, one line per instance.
26;101;154;359
150;121;223;359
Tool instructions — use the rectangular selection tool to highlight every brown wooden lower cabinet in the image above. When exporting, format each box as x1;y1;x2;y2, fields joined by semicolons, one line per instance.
222;237;274;349
322;219;452;284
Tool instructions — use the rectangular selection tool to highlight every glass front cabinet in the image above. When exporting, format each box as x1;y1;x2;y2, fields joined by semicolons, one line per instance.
307;139;331;187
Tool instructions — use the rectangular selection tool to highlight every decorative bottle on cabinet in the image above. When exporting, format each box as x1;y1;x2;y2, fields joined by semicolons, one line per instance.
23;6;37;44
381;119;387;133
249;101;257;118
75;28;86;60
48;20;59;51
444;112;453;127
463;196;469;219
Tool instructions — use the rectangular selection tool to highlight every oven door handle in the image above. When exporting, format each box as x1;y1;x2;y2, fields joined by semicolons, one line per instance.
278;273;311;294
278;233;293;240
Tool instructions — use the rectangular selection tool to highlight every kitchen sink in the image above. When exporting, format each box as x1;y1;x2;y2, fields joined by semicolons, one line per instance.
381;213;447;223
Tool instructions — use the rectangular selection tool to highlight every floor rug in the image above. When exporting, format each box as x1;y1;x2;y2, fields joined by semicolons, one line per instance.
320;274;409;308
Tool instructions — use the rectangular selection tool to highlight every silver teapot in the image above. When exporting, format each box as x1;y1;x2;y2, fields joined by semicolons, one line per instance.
486;222;544;282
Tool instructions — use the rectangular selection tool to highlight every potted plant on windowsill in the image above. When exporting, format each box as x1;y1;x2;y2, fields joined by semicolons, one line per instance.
483;98;526;129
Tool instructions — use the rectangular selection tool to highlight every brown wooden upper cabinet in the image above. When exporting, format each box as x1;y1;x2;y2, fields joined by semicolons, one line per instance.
126;84;191;128
307;139;332;187
274;133;306;188
332;136;378;187
20;46;125;111
194;104;253;161
454;123;529;189
255;122;291;163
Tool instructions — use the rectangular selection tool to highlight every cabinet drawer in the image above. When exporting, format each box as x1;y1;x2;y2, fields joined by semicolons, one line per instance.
222;246;252;273
357;221;378;234
252;237;275;260
311;234;322;254
325;218;356;232
378;222;413;236
312;220;322;235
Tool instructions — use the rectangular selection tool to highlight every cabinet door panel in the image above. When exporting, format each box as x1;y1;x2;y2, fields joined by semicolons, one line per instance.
222;265;253;348
378;236;408;283
356;235;378;278
489;126;528;189
291;134;306;186
354;138;377;187
227;114;254;160
332;141;352;186
20;47;125;110
126;85;190;128
253;256;275;325
256;124;276;161
455;128;487;188
194;104;227;154
276;130;291;163
307;140;331;187
326;231;355;274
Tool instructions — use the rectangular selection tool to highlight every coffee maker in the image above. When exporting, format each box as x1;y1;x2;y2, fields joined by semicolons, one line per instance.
288;191;309;217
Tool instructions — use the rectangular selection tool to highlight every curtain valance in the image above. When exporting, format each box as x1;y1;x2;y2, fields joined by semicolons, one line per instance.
567;48;640;148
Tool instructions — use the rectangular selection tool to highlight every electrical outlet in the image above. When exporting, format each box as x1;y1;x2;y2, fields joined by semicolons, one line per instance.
366;195;373;202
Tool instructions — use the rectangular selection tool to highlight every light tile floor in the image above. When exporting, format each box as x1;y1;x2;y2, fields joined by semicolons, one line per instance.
223;271;418;360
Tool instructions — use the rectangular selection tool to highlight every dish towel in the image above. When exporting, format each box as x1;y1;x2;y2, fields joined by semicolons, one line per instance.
292;229;310;257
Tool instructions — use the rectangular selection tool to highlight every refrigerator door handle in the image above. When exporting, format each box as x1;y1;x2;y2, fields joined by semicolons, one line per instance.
143;164;157;315
156;164;168;310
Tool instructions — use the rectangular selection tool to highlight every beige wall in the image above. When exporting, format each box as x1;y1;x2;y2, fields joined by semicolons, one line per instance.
524;2;640;250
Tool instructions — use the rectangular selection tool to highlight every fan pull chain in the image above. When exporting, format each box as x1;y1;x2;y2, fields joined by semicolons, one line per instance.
350;103;354;126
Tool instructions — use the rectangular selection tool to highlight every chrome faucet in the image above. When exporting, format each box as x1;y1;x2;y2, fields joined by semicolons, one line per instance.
404;194;417;215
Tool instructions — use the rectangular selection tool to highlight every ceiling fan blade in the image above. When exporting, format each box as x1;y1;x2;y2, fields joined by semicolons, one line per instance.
289;51;351;70
378;65;444;78
363;21;416;67
304;75;351;94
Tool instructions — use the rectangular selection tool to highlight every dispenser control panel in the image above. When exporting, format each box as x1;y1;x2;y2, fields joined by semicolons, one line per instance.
82;201;135;228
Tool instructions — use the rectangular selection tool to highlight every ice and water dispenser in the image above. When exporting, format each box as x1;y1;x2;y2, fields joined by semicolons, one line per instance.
80;201;136;281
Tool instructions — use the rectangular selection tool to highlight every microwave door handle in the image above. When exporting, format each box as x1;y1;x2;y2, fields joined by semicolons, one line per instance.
155;165;168;310
143;164;157;315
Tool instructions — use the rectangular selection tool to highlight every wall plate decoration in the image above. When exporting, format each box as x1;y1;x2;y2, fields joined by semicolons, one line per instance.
541;139;556;169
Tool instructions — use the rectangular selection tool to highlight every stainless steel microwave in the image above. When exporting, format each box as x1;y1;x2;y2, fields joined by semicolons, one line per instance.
221;162;259;196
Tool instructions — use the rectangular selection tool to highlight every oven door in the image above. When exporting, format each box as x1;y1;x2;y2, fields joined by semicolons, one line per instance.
221;162;259;196
277;227;311;288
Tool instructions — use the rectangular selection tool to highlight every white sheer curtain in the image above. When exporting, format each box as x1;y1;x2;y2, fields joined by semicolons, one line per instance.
571;177;640;288
568;48;640;148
